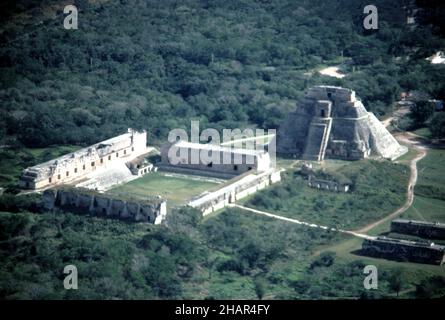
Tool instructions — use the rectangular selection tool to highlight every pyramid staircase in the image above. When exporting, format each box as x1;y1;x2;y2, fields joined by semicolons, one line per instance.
302;117;332;161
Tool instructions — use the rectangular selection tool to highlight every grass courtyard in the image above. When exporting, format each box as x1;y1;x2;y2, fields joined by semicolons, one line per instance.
108;171;222;209
398;147;445;224
246;158;410;230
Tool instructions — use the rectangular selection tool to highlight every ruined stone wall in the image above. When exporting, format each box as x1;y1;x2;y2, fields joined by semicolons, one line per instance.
308;176;349;192
391;219;445;239
362;237;445;265
42;188;167;224
188;169;282;216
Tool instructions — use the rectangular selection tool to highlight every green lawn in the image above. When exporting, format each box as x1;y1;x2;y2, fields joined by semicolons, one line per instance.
395;144;419;164
415;148;445;196
412;127;432;139
108;172;221;208
402;196;445;223
246;159;410;230
308;146;445;294
354;146;445;225
398;147;445;223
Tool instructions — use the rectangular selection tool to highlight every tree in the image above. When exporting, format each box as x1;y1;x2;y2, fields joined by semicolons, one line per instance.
253;277;266;300
415;276;445;298
388;269;403;297
429;112;445;139
310;251;336;269
239;241;263;270
410;100;435;127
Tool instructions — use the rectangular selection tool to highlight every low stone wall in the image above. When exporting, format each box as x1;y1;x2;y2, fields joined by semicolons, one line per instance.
361;236;445;265
308;175;349;192
391;219;445;239
188;169;282;216
42;188;167;224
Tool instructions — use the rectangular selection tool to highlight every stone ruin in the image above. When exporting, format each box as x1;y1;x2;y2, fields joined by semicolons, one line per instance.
187;169;282;216
360;219;445;265
391;219;445;240
362;236;445;265
277;86;407;161
308;175;350;193
160;141;272;179
161;141;282;214
42;188;167;224
18;129;165;224
19;128;149;190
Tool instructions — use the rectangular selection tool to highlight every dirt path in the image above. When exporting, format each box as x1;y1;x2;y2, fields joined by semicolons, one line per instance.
380;106;409;129
231;204;376;240
353;133;427;234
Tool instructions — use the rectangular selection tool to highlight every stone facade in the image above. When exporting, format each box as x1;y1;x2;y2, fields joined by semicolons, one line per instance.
308;175;349;192
19;129;148;190
277;86;407;161
43;188;166;224
391;219;445;239
361;236;445;265
161;141;271;178
126;155;156;176
188;169;282;216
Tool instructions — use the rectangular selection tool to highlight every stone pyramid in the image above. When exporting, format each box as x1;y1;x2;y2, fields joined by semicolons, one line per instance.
276;86;407;161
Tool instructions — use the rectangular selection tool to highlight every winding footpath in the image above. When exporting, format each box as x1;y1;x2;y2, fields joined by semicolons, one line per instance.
354;133;427;233
230;203;376;240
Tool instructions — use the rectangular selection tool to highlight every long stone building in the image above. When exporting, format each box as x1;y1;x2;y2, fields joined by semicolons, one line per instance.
188;169;282;215
19;129;148;190
391;219;445;239
161;141;271;178
362;236;445;265
277;86;407;161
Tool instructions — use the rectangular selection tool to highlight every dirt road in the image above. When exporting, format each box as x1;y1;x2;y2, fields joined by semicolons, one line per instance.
353;133;427;234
